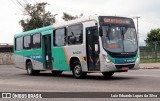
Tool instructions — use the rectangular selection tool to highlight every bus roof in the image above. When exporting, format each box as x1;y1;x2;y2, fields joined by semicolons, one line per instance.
14;25;53;37
14;15;98;38
14;15;132;37
52;15;132;29
53;15;99;29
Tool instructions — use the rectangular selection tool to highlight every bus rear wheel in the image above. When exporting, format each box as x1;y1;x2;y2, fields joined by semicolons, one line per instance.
72;61;86;79
26;62;40;75
102;72;114;78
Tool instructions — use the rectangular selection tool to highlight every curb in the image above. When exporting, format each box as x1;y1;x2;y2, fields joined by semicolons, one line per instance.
140;67;160;69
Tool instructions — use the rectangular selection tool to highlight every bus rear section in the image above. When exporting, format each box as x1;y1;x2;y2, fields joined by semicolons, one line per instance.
14;26;53;75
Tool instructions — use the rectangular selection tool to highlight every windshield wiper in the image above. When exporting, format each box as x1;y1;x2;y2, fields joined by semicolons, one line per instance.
106;25;111;42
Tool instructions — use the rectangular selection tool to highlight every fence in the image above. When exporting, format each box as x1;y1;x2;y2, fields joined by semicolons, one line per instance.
0;53;14;65
140;45;160;62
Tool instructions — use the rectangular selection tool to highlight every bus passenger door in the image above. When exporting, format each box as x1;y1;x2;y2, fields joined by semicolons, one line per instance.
42;29;53;69
43;35;52;69
86;26;100;71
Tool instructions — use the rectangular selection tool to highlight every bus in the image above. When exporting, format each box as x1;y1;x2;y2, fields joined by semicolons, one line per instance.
14;15;140;79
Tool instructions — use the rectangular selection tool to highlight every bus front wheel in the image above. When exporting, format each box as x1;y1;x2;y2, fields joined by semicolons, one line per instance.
26;62;40;75
102;72;114;78
72;61;86;79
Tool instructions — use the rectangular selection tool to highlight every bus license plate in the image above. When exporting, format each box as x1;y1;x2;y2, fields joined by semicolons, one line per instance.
121;67;129;71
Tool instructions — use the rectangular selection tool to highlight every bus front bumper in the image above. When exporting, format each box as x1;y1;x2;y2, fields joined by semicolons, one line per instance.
101;61;140;72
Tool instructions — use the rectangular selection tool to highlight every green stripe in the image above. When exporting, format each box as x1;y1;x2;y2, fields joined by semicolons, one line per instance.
108;53;138;64
14;49;43;63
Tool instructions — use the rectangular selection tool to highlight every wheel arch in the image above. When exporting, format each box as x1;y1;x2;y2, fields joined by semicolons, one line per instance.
69;57;81;71
25;59;32;70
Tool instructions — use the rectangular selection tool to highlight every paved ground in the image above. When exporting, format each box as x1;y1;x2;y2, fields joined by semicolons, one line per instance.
0;65;160;101
140;63;160;69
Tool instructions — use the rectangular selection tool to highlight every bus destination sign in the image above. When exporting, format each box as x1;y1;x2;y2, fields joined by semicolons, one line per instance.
103;18;131;25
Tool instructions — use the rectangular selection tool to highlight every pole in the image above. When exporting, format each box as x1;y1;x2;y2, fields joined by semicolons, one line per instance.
133;16;140;36
133;16;140;46
154;42;156;62
39;3;47;26
133;16;140;59
136;17;140;35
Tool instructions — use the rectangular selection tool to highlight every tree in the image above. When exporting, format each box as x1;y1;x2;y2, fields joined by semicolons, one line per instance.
145;28;160;46
62;12;83;21
62;12;77;21
19;3;56;31
145;28;160;61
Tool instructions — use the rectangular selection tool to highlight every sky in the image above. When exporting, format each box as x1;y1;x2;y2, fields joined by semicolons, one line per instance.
0;0;160;46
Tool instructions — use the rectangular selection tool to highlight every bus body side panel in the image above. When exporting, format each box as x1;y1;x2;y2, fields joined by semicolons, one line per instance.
27;49;44;70
14;51;25;69
14;49;44;70
51;46;70;71
51;46;87;72
63;45;87;71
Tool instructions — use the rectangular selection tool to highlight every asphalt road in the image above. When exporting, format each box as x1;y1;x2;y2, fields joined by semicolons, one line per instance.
0;65;160;101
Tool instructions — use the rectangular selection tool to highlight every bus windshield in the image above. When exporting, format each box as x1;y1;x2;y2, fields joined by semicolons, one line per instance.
102;26;138;53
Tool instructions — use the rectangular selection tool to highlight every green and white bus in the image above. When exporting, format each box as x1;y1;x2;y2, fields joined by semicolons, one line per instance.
14;15;140;78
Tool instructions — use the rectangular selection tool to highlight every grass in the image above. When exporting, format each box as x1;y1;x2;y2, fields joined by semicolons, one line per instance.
140;58;160;63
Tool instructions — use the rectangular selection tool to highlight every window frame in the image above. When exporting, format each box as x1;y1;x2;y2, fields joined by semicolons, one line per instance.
23;35;31;50
67;24;83;45
15;36;23;51
53;27;66;47
32;33;41;49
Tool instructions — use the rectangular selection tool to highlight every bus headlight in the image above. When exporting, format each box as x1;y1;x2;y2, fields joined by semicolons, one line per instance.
103;55;111;63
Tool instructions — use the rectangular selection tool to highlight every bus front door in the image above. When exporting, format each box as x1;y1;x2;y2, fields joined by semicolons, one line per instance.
86;26;100;71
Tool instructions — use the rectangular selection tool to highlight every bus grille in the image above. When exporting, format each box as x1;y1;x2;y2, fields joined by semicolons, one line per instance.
115;64;135;69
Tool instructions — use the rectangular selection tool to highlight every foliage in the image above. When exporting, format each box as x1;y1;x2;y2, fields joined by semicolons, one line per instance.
145;28;160;46
62;12;83;21
19;3;55;31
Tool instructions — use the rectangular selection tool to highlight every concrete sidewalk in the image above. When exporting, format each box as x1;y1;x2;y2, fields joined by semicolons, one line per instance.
140;63;160;69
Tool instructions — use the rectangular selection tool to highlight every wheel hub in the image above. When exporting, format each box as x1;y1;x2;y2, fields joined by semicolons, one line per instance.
75;66;81;75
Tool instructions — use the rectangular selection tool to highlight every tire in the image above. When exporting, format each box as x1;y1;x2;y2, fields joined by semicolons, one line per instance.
26;62;40;75
51;71;63;76
102;72;114;78
72;61;86;79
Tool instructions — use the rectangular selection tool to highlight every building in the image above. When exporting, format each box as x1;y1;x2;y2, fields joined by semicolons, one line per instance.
0;43;13;52
0;43;14;65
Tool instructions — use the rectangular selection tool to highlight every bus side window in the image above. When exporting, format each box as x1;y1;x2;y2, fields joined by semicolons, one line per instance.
23;35;31;49
15;37;23;51
54;28;66;46
32;33;41;49
67;24;83;45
